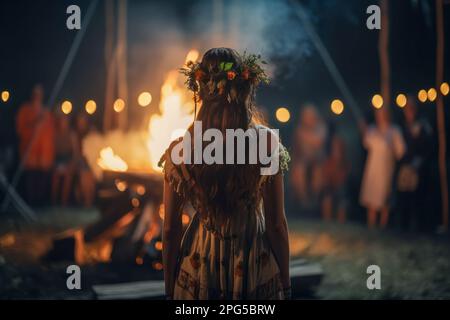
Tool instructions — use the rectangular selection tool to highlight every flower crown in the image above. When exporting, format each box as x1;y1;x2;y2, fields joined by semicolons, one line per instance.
180;52;270;100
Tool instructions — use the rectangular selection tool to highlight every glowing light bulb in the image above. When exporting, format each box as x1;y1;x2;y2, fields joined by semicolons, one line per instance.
85;100;97;115
331;99;344;115
396;94;407;108
275;107;290;123
61;100;72;114
440;82;449;96
1;90;10;102
371;94;383;109
113;98;125;113
138;92;152;107
418;90;428;103
427;88;437;102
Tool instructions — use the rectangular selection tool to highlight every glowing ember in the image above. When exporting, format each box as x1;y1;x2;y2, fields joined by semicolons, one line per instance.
153;261;163;270
182;213;190;225
131;197;140;207
97;147;128;172
115;179;127;192
136;184;146;195
116;212;135;228
136;256;144;265
155;241;163;251
147;50;197;171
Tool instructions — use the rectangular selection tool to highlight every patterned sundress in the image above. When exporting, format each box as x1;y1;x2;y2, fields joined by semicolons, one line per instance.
159;125;290;300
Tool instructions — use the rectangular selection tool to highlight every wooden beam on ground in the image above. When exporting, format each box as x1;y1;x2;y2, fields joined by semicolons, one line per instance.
92;259;323;300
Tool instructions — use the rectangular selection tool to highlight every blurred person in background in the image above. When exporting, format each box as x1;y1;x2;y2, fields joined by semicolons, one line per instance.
51;113;78;206
74;113;96;207
16;85;55;206
396;96;432;232
359;107;405;229
0;92;15;178
321;127;350;223
291;106;328;212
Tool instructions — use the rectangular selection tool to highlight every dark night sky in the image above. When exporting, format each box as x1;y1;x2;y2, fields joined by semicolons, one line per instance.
0;0;449;137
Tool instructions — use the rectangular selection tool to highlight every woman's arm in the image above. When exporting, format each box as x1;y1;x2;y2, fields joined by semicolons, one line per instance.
263;173;291;290
162;179;183;298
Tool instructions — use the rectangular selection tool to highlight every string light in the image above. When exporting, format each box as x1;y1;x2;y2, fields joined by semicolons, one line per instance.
418;89;428;103
50;79;450;121
427;88;437;102
85;100;97;115
395;94;407;108
275;107;290;123
61;100;72;114
113;98;125;113
138;92;152;107
440;82;449;96
371;94;383;109
331;99;344;115
1;90;9;102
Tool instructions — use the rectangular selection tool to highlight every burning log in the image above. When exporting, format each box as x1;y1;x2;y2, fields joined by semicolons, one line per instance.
85;170;164;264
44;169;164;265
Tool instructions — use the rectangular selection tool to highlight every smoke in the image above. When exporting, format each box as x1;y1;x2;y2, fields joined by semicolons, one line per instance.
188;0;312;78
127;0;313;97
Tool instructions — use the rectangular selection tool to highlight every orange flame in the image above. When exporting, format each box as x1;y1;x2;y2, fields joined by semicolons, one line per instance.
97;147;128;172
147;50;198;171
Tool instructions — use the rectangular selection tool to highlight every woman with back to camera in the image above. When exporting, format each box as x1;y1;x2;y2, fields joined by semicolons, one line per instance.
159;48;291;300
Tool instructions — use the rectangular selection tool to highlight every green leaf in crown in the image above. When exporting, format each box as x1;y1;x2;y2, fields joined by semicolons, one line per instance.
219;62;234;71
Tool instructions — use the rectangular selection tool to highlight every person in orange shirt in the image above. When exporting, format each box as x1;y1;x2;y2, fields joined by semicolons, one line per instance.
16;85;55;206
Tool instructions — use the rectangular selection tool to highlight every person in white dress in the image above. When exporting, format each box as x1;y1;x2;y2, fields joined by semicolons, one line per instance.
360;107;406;229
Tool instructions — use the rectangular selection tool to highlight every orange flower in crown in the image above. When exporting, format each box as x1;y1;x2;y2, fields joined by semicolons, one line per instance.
227;71;236;80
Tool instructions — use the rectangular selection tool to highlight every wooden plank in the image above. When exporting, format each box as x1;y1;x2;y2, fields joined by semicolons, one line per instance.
93;259;323;300
93;280;165;300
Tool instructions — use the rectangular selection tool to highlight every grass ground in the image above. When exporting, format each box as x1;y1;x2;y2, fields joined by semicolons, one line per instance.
288;219;450;299
1;209;450;299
